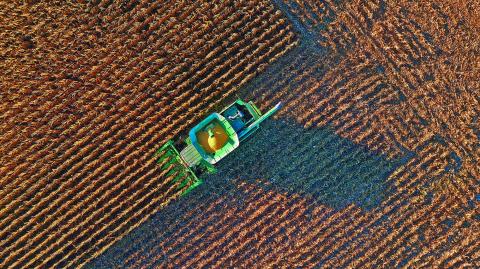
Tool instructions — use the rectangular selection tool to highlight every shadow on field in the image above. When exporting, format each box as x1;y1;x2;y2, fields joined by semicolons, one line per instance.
203;118;401;210
87;119;402;268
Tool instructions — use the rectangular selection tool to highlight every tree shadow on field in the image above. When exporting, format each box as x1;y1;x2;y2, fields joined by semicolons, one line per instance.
204;118;401;211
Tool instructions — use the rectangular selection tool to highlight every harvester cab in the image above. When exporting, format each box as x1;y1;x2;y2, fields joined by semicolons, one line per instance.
156;99;281;196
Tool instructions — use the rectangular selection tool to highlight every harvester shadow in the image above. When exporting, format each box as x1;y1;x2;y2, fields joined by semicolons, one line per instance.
202;118;400;211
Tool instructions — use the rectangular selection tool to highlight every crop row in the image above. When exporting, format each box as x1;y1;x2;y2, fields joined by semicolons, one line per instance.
3;154;176;267
322;147;464;268
146;155;468;268
217;195;311;268
0;0;212;194
229;2;476;265
150;185;352;268
136;183;267;268
124;191;232;267
77;11;296;266
133;183;314;268
142;0;475;267
55;170;194;269
282;0;356;52
357;187;470;268
0;0;157;127
178;191;294;267
0;0;282;234
2;0;234;182
0;0;282;203
252;44;406;158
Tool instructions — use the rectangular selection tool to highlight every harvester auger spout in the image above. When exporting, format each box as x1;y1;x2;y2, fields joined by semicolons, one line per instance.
237;102;281;141
156;99;281;196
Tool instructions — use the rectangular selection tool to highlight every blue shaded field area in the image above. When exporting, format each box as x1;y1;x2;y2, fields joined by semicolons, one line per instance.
87;119;403;268
86;181;250;268
204;119;401;210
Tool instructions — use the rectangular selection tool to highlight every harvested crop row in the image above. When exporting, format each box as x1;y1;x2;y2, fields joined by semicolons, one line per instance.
175;191;284;267
406;178;478;267
137;184;268;268
215;195;308;267
282;0;356;51
331;0;479;164
357;187;470;269
126;195;230;267
321;148;444;266
372;172;470;260
437;227;479;268
0;0;298;267
234;1;477;267
256;49;413;159
331;152;459;267
251;45;406;158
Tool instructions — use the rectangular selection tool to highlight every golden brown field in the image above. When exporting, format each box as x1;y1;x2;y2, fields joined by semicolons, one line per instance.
1;0;478;268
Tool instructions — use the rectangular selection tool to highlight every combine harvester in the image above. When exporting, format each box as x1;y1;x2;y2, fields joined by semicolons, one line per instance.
156;99;281;195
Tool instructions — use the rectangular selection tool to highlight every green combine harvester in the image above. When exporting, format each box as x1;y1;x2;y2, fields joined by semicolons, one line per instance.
156;99;281;195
